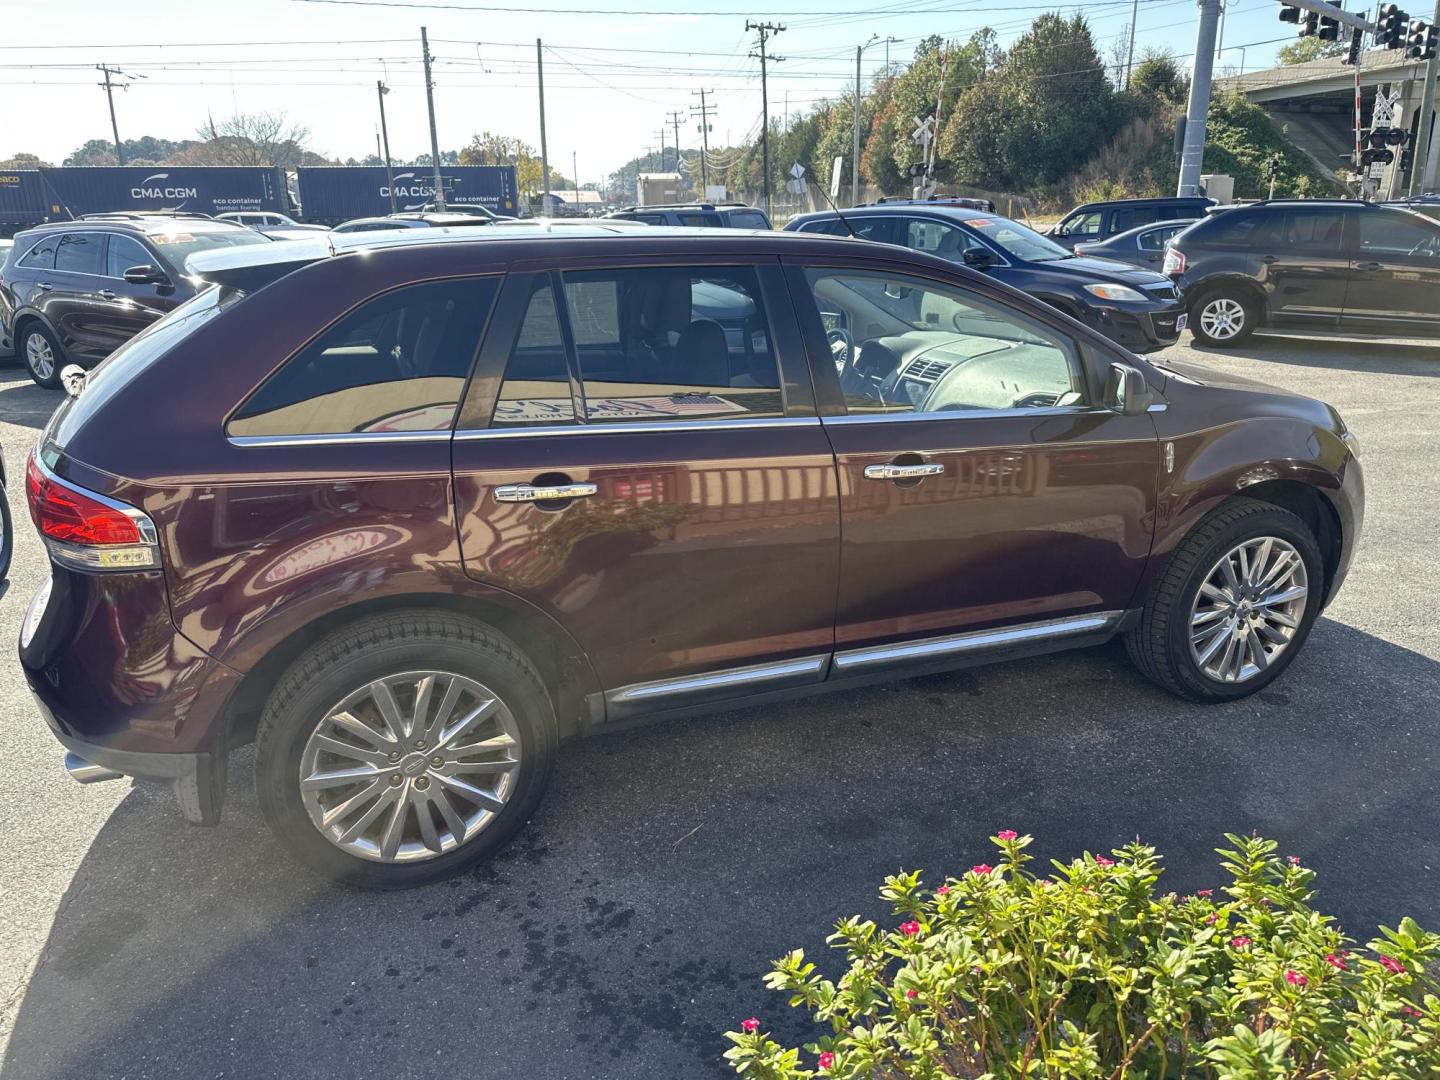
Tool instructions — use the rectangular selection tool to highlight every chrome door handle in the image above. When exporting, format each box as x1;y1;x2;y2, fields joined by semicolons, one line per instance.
494;482;598;503
98;289;116;300
36;282;53;291
863;462;945;481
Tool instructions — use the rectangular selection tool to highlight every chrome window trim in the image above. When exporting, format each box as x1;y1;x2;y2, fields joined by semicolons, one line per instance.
455;416;821;440
229;430;453;448
823;405;1101;425
607;654;829;708
833;611;1123;673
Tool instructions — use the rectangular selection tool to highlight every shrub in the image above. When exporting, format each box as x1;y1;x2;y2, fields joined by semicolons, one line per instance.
723;834;1440;1078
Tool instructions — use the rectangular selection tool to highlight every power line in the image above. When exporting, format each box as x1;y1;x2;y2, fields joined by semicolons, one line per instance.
290;0;1149;14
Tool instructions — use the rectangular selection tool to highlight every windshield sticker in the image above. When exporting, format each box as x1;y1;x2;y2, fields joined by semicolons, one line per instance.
150;233;197;244
964;219;995;228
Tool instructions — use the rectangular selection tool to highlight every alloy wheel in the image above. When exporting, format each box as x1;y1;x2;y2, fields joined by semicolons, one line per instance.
1188;536;1308;683
299;670;522;863
25;332;55;382
1198;297;1246;341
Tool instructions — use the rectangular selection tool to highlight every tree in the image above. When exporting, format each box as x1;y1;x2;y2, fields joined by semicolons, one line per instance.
1278;36;1346;64
64;139;119;167
1128;50;1187;107
0;152;52;169
193;111;315;167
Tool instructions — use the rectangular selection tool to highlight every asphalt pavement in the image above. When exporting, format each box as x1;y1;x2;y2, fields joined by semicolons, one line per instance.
0;331;1437;1080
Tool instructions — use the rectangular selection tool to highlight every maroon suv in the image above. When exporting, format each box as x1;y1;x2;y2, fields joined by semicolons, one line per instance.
19;225;1363;887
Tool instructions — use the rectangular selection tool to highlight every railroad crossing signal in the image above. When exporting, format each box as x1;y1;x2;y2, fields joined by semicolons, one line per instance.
1378;3;1409;47
1406;18;1438;59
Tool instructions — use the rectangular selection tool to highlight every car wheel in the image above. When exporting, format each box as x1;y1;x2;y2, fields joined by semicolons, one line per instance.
1124;497;1324;702
255;611;557;888
1190;288;1258;347
20;322;64;389
0;484;12;581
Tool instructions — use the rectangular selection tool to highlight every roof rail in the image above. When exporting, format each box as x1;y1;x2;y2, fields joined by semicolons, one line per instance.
611;202;756;212
79;210;216;221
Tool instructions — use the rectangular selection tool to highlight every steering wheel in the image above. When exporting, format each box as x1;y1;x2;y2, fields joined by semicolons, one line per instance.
826;327;854;373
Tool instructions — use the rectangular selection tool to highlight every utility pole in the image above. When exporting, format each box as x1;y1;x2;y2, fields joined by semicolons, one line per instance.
853;35;879;207
1124;0;1140;89
746;20;785;219
656;127;668;172
537;39;551;209
1410;0;1440;194
97;65;128;164
420;27;446;209
377;80;397;213
691;89;716;192
1176;0;1221;196
573;150;579;212
667;109;684;181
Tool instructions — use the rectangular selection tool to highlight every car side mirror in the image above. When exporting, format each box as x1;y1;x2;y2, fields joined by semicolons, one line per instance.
962;248;995;269
1105;362;1153;416
123;264;170;286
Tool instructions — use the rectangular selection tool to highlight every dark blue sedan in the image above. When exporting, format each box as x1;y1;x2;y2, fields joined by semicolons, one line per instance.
786;205;1186;353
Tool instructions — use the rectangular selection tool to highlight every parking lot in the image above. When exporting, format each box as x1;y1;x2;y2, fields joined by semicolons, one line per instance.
0;331;1436;1080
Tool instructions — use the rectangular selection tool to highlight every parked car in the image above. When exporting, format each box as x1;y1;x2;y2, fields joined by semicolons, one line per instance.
330;212;500;234
787;205;1186;353
1048;196;1216;251
0;216;270;388
215;211;310;229
604;202;772;229
1164;199;1440;347
21;226;1363;887
417;203;507;220
1073;219;1199;269
0;445;10;582
870;195;997;212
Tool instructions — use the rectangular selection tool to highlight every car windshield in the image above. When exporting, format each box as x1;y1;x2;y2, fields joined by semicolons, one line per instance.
961;216;1072;262
145;228;270;272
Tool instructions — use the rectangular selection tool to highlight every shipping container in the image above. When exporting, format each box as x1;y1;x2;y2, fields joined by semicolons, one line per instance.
295;165;520;223
3;167;289;230
0;171;47;232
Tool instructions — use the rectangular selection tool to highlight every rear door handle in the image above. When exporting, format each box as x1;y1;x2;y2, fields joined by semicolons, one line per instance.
97;289;116;300
494;482;598;503
36;281;53;291
1260;256;1278;265
1355;261;1383;272
863;462;945;481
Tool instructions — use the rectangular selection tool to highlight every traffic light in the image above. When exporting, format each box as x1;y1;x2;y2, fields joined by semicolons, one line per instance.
1378;4;1409;47
1368;127;1391;148
1361;147;1395;166
1318;11;1342;39
1407;18;1439;58
1401;147;1415;171
1299;9;1320;35
1278;3;1301;23
1342;26;1364;62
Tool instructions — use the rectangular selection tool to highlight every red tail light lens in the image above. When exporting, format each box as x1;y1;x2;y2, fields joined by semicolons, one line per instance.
1162;247;1185;275
25;451;160;570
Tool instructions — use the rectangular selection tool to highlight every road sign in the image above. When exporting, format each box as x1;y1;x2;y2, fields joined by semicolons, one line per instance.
829;155;843;199
789;162;806;179
910;115;936;144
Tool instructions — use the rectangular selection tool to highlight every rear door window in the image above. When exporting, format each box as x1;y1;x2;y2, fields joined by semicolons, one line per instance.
677;213;723;227
228;277;498;438
55;233;105;275
1279;209;1347;253
725;210;770;229
1111;206;1159;233
1060;211;1103;239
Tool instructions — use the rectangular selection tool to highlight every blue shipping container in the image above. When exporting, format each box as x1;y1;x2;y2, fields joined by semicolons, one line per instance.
0;171;47;226
295;165;520;221
33;166;287;220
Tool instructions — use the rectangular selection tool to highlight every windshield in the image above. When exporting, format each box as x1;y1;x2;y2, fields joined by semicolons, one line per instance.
143;228;270;273
961;216;1073;262
48;286;229;449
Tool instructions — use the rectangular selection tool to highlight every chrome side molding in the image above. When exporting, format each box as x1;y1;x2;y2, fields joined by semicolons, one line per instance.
832;611;1124;673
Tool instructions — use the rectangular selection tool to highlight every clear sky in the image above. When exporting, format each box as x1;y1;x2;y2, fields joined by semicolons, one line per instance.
1;0;1292;183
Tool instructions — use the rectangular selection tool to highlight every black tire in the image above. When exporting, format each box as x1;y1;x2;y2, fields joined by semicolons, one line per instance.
1124;498;1325;702
18;321;64;390
1188;286;1259;348
255;610;557;888
0;483;12;582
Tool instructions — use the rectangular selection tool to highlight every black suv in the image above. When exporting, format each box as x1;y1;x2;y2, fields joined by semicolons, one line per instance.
1165;199;1440;347
604;202;772;229
1;213;270;387
1049;197;1216;250
787;205;1186;353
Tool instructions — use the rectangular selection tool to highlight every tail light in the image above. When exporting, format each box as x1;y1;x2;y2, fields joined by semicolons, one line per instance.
1162;247;1186;276
25;451;160;571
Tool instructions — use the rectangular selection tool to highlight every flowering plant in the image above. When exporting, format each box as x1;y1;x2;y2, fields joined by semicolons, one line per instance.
723;834;1440;1078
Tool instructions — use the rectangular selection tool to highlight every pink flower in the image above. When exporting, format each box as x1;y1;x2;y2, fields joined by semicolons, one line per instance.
740;1017;759;1034
971;863;993;876
1401;1005;1423;1020
899;920;921;937
996;830;1018;842
1285;970;1307;987
905;989;918;999
1326;953;1348;971
1196;889;1214;899
936;885;950;896
817;1051;836;1070
1178;895;1193;905
1037;878;1052;888
1231;936;1252;950
1206;913;1219;925
1379;955;1405;975
1287;855;1302;866
1095;856;1115;868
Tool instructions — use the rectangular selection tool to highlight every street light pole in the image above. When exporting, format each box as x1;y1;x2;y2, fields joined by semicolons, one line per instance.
420;27;446;210
377;80;397;213
852;34;878;208
1409;0;1440;194
1176;0;1221;196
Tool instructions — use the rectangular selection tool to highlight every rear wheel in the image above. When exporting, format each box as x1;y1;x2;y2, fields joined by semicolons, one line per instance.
255;611;557;888
1125;498;1324;701
20;322;63;389
1190;287;1259;348
0;484;12;581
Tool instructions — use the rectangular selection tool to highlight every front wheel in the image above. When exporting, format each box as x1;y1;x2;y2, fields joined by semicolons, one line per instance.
0;483;12;581
1125;498;1325;702
255;611;557;888
1189;287;1259;348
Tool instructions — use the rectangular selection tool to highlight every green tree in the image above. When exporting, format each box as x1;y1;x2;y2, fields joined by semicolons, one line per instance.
0;152;52;169
1278;36;1346;64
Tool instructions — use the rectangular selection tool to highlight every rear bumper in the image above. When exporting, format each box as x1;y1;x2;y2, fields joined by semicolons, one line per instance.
47;722;226;824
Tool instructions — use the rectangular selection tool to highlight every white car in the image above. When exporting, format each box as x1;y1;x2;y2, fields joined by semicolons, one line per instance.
215;212;329;235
